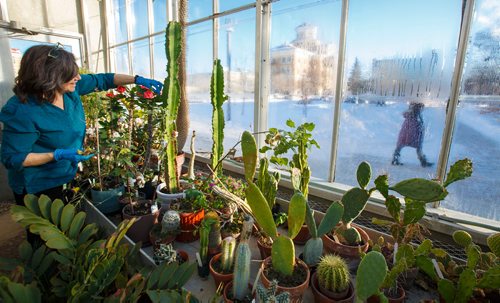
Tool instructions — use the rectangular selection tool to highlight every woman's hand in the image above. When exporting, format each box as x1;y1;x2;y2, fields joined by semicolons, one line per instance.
135;76;163;93
54;148;94;163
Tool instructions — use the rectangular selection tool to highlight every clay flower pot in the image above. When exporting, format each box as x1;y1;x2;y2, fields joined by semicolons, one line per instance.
311;272;355;303
293;224;311;245
322;225;370;270
209;253;234;288
257;237;273;260
179;209;205;230
122;203;160;245
223;281;253;303
260;257;310;303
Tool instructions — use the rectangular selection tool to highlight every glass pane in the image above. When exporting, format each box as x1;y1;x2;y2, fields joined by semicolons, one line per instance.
130;0;149;39
269;0;341;180
443;0;500;221
111;0;128;44
189;0;212;22
131;39;151;77
153;0;168;33
113;44;129;74
220;0;254;12
335;0;462;187
186;21;213;155
153;35;167;80
218;10;256;152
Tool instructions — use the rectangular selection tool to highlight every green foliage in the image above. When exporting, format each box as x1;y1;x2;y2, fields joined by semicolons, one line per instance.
245;182;277;239
161;21;182;193
355;251;387;302
271;236;295;276
210;59;228;177
487;233;500;257
241;131;258;182
233;216;253;300
356;161;371;189
341;227;362;245
443;158;473;188
453;230;473;248
317;255;350;293
199;217;217;264
303;237;323;266
317;201;344;238
389;178;447;202
256;280;290;303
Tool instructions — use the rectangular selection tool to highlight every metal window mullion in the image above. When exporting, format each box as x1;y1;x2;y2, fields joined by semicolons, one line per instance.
103;0;112;72
78;0;92;70
147;0;154;78
328;0;349;182
213;0;219;61
0;0;10;21
125;0;133;75
167;0;173;21
433;0;476;208
253;0;271;152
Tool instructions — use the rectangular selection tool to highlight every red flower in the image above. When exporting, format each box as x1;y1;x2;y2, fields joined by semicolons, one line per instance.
117;86;126;93
140;85;147;90
106;92;115;98
143;90;154;99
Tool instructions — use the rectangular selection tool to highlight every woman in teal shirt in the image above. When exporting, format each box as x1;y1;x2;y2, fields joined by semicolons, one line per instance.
0;44;163;205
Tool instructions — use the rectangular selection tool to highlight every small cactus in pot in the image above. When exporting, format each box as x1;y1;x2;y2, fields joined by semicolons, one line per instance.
161;210;180;234
232;215;254;301
316;255;351;299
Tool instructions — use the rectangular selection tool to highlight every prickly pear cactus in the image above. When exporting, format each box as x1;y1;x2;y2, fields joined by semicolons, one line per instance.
356;251;387;302
486;232;500;257
453;230;472;248
303;237;323;266
161;210;180;234
341;226;362;246
389;178;446;202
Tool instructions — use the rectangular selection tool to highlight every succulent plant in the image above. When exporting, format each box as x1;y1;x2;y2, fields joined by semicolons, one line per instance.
487;232;500;257
356;251;388;302
199;217;217;265
161;210;180;234
153;243;178;265
316;255;350;293
256;157;281;210
233;215;253;301
220;236;236;273
210;59;228;177
205;211;221;252
453;230;473;248
256;280;290;303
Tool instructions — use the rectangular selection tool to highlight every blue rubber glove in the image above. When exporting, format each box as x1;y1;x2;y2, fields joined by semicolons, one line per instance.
135;76;163;94
54;148;94;164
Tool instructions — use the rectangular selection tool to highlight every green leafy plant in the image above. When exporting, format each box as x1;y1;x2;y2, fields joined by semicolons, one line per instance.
242;131;306;277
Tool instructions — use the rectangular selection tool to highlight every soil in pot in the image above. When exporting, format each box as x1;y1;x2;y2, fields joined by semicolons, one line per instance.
223;281;253;303
121;199;156;216
293;224;311;245
209;253;234;288
263;263;309;288
261;257;310;302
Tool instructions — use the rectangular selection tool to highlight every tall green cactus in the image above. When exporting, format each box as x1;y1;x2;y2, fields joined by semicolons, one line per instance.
210;59;228;177
161;21;182;193
220;236;236;273
233;216;253;300
199;217;217;265
317;255;350;293
256;157;281;209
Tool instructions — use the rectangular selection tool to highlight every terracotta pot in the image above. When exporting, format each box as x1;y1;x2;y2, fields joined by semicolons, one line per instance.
322;225;370;269
176;229;199;243
311;272;355;303
257;237;273;260
122;203;160;245
367;286;405;303
293;224;311;245
260;257;310;303
223;281;253;303
209;253;234;289
179;209;205;230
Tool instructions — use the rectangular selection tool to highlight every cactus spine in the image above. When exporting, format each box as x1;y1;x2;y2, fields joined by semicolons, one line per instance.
161;210;180;234
210;59;228;177
233;216;253;300
317;255;350;293
161;21;182;193
220;236;236;273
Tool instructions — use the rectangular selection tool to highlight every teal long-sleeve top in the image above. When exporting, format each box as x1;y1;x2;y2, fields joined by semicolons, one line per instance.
0;73;116;194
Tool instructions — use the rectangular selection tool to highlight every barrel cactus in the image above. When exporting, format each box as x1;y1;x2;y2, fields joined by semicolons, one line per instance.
317;255;350;294
161;210;180;234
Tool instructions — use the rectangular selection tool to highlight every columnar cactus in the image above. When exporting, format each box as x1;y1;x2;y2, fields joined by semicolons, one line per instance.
220;236;236;273
205;211;221;252
210;59;228;177
316;255;350;293
199;217;217;265
233;215;253;300
161;210;180;234
161;21;182;193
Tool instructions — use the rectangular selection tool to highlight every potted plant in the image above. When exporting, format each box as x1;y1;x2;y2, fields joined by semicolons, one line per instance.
355;251;388;303
223;215;255;303
152;243;189;265
170;188;208;242
311;255;354;303
150;209;181;250
196;216;218;279
156;21;188;205
255;280;291;303
261;119;320;245
209;236;236;288
242;130;310;301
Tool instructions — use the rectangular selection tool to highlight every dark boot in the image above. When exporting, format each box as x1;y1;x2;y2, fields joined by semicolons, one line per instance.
392;153;403;166
419;155;433;167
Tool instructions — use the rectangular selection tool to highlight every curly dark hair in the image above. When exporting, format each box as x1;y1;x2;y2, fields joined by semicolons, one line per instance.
13;44;79;103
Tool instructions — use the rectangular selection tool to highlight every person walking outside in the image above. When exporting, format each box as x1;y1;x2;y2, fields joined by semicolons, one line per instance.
0;43;163;206
391;102;433;167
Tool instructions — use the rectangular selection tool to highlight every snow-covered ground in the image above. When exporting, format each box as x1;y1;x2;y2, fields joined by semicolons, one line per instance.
188;99;500;221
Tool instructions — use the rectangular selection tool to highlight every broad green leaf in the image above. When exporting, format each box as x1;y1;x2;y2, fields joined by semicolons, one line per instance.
317;201;343;237
356;161;371;189
60;204;75;232
50;199;64;227
403;200;426;225
271;236;295;276
385;195;401;222
68;212;86;240
245;183;277;239
37;195;52;220
390;179;446;202
374;175;389;198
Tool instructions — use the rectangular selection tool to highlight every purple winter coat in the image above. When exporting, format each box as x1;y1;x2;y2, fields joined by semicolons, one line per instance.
397;111;424;148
